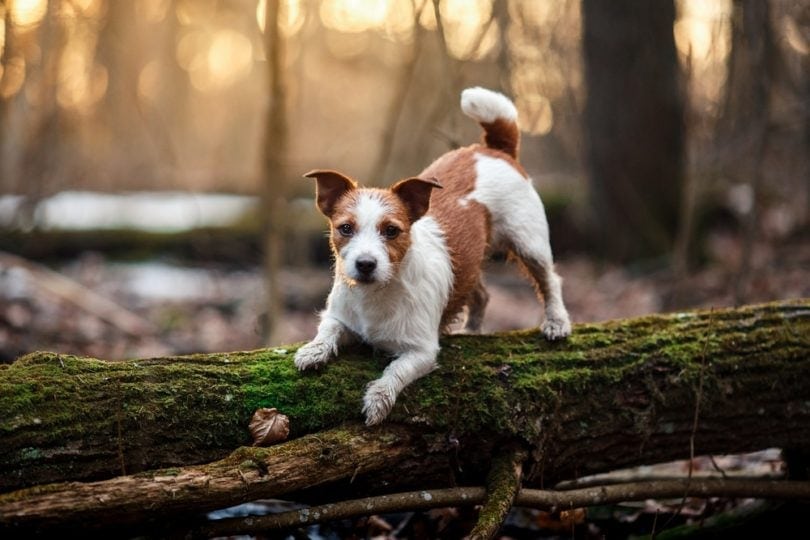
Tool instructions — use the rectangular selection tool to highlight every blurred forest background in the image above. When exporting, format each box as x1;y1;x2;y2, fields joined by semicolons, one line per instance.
0;0;808;362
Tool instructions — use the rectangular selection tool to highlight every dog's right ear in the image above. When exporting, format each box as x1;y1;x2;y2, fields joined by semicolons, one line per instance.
391;177;443;223
304;170;357;217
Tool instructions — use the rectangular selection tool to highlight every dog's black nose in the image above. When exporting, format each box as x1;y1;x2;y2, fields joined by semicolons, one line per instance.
355;258;377;276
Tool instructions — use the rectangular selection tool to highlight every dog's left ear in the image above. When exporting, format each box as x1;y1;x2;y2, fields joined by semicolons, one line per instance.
391;177;443;223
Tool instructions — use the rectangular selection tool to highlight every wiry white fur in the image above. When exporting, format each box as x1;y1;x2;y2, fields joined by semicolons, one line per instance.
296;87;571;426
466;153;571;339
338;192;395;284
466;154;551;258
460;87;518;123
294;216;453;425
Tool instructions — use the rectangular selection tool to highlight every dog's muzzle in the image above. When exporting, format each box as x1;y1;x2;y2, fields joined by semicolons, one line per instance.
354;257;377;283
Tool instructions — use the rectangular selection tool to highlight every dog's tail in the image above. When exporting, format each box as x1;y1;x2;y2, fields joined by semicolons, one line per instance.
460;87;520;158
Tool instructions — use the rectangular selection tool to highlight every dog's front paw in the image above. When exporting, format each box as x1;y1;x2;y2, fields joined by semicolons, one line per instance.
362;379;397;426
294;341;333;371
542;315;571;341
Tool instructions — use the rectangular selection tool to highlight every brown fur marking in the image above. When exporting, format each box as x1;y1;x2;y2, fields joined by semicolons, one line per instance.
481;118;520;159
328;188;414;269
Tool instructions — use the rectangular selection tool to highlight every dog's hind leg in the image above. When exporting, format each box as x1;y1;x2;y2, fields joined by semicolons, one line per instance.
468;153;570;340
517;255;571;340
463;280;489;333
503;213;571;340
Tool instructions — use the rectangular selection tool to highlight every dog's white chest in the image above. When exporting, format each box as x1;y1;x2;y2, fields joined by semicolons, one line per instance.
328;217;453;352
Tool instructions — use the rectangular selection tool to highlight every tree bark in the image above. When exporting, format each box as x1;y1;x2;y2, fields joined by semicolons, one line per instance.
0;424;422;535
1;300;808;529
582;0;685;261
261;0;290;345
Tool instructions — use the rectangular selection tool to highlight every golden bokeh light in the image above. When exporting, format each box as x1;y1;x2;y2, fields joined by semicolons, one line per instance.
418;0;436;30
0;9;5;58
674;0;731;110
439;0;496;60
315;0;495;56
381;0;416;42
61;0;105;19
257;0;305;36
320;0;389;33
674;0;731;62
178;28;254;93
515;93;554;136
0;56;26;99
324;29;371;59
207;29;253;84
137;60;161;103
175;0;217;26
176;31;207;72
57;44;108;113
10;0;47;29
136;0;171;24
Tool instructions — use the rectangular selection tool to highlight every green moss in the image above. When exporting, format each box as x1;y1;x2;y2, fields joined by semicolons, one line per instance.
1;299;807;491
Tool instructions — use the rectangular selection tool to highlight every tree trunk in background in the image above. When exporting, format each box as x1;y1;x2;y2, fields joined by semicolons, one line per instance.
262;0;289;345
95;0;150;189
582;0;685;261
719;0;774;304
16;0;67;216
0;7;15;187
368;0;426;183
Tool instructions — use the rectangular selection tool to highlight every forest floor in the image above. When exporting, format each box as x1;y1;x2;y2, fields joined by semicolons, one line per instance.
1;229;806;363
1;229;807;538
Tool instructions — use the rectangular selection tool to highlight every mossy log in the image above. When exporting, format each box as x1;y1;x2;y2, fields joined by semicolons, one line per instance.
1;300;808;504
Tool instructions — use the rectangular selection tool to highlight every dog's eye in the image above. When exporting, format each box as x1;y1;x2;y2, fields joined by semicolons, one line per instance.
383;225;400;239
337;223;354;237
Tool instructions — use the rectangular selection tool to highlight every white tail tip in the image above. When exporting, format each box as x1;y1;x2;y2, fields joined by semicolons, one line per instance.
460;87;518;124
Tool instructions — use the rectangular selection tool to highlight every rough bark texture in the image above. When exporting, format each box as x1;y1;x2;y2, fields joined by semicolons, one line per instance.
0;425;422;535
582;0;685;260
1;301;808;510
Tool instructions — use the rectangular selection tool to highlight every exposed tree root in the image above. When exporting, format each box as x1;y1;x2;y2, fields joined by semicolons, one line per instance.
467;442;528;540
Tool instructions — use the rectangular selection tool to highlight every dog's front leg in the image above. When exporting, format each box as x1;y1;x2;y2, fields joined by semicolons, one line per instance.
362;345;439;426
294;315;348;370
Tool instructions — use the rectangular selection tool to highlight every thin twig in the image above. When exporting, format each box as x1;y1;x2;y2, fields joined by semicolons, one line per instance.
192;479;810;538
708;455;730;479
653;308;712;538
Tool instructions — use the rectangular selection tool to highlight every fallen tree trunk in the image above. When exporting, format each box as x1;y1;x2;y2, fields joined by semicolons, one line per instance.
1;424;422;535
1;300;808;531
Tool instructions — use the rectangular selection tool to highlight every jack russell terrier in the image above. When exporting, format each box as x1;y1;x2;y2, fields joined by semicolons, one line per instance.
295;87;571;425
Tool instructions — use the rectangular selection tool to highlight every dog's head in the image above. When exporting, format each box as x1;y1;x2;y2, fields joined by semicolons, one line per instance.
305;170;442;286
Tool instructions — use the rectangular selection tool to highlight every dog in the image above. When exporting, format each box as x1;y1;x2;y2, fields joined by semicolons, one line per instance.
295;87;571;426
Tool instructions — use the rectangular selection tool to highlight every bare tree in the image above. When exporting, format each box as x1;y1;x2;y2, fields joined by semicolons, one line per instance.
368;0;428;183
15;0;69;224
718;0;774;304
582;0;685;261
0;6;15;186
262;0;290;345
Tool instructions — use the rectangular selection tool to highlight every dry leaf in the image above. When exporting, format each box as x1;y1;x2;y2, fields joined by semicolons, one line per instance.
249;407;290;446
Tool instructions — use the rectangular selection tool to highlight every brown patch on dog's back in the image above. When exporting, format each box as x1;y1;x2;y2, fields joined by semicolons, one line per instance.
419;144;531;327
419;147;489;327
